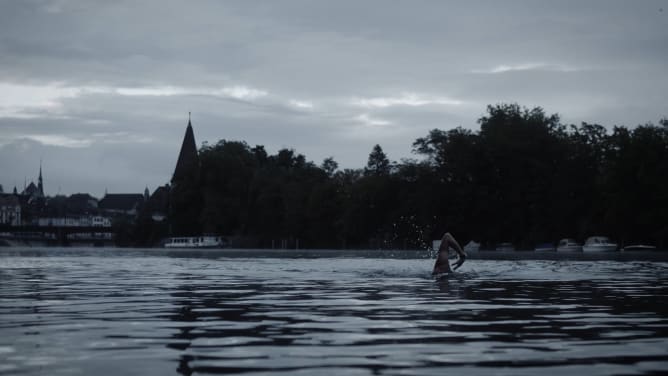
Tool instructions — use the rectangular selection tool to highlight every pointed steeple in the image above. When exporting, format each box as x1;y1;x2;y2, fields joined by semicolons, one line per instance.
144;186;150;201
38;159;44;196
171;114;200;184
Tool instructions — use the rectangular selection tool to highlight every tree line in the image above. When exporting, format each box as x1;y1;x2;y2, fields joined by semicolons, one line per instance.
137;103;668;249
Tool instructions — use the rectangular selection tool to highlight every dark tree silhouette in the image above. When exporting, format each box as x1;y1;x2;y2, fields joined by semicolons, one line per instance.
365;144;391;176
321;157;339;177
124;103;668;250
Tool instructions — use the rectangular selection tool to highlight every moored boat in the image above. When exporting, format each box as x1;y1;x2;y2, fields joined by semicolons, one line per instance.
583;236;618;252
556;238;582;252
164;235;225;248
622;244;657;251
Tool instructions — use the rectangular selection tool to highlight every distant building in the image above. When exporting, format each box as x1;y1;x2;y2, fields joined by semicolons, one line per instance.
65;193;99;214
22;182;41;198
145;185;170;221
37;215;111;227
91;216;112;227
171;115;200;186
21;162;45;200
99;193;146;216
168;115;203;236
0;195;21;226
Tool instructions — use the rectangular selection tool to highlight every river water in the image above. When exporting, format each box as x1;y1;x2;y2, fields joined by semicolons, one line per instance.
1;248;667;375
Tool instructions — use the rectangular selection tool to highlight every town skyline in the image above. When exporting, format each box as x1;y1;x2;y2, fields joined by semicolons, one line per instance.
4;103;668;198
2;102;667;250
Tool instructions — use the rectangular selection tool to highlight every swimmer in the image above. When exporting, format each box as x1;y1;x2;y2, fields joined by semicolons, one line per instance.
432;232;467;275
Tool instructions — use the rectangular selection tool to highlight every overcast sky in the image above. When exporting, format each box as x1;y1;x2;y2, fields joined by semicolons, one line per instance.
1;0;666;197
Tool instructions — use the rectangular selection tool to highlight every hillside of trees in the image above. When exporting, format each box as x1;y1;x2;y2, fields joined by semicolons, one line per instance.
145;103;668;250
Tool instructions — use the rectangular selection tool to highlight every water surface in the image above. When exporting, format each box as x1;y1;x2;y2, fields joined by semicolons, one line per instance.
1;249;667;375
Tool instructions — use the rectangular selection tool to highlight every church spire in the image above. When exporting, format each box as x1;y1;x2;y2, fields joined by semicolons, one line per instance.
171;114;199;185
38;159;44;196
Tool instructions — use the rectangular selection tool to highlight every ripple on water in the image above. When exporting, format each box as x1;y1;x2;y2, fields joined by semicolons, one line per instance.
0;255;667;375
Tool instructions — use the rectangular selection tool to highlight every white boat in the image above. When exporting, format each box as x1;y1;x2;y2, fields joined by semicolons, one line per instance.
583;236;618;252
165;236;225;248
556;238;582;252
623;244;657;251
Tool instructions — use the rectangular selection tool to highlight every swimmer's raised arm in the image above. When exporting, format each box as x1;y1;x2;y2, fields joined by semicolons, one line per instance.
442;232;466;271
433;232;467;274
442;232;466;258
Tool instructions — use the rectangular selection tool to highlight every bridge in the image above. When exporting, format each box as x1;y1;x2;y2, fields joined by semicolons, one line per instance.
0;224;116;246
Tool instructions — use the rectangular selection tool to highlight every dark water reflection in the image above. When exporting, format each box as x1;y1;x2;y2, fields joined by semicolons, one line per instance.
1;252;667;375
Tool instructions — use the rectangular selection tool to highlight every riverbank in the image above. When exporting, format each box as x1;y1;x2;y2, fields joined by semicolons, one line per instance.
1;246;668;261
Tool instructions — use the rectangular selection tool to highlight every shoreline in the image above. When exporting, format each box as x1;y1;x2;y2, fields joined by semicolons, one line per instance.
1;247;668;261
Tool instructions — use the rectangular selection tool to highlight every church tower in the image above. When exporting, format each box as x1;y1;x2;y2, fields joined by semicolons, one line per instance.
169;113;202;236
171;113;200;185
38;160;44;196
